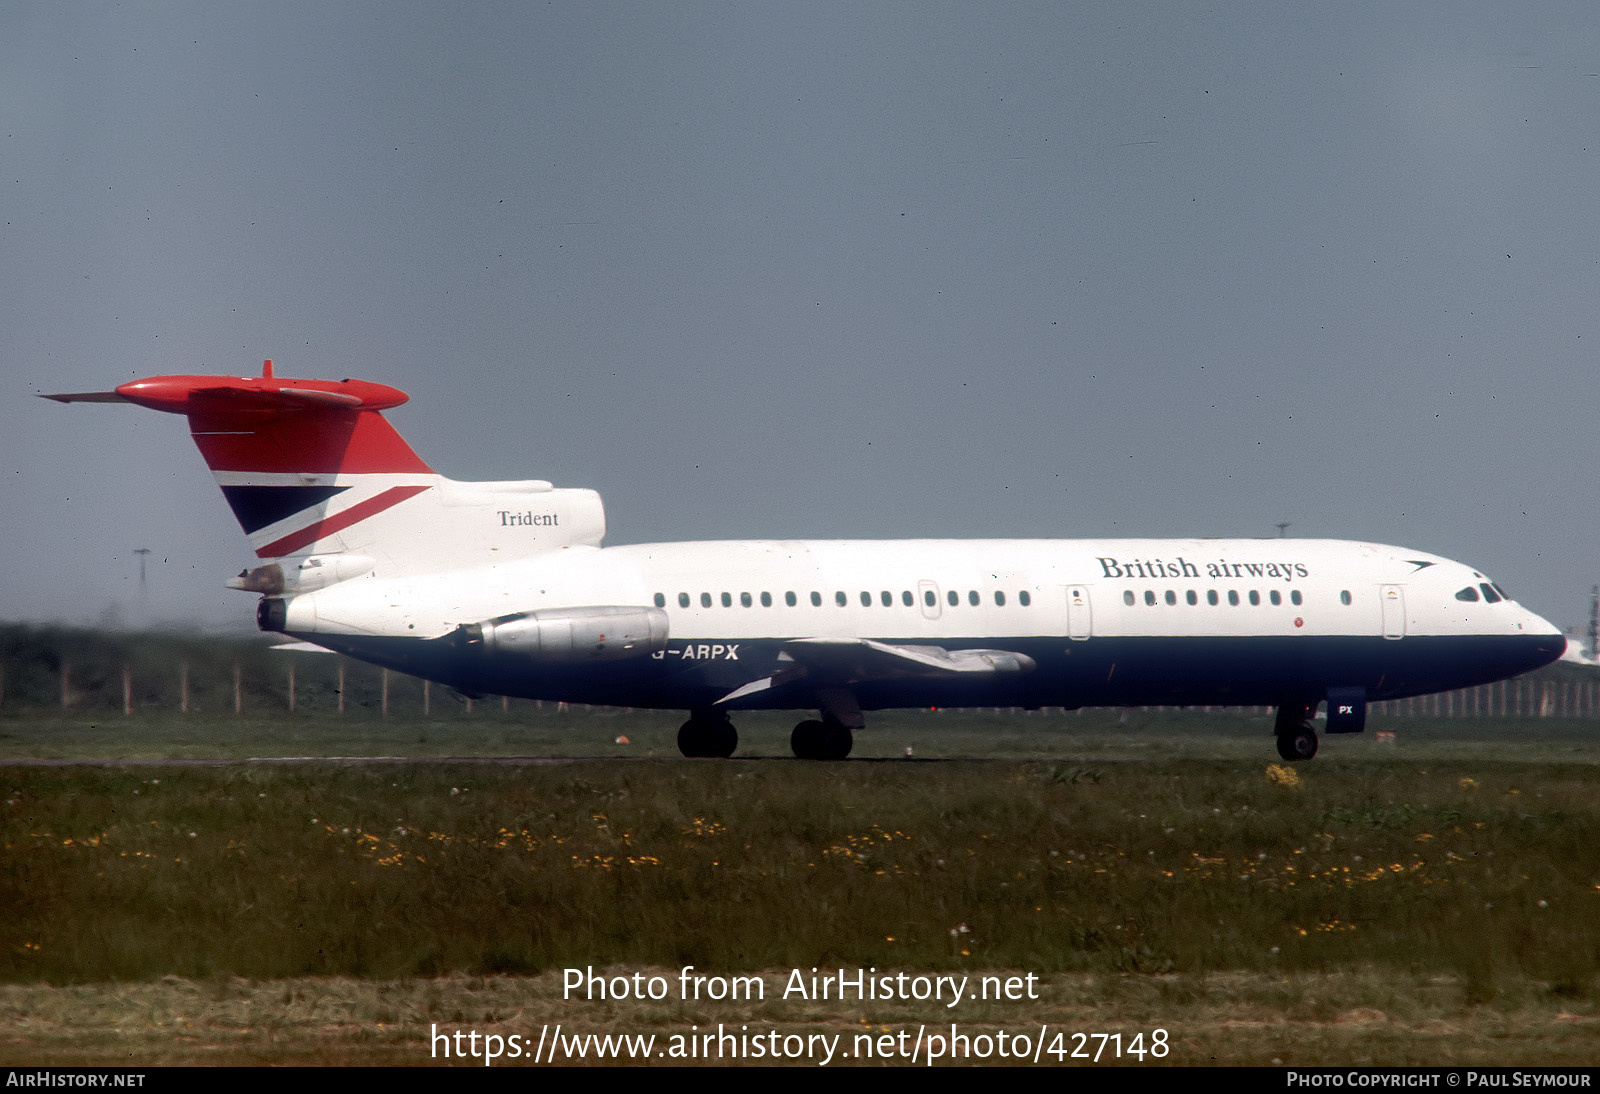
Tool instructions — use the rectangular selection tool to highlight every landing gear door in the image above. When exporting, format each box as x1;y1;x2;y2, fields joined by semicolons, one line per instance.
1381;585;1405;640
1066;586;1092;640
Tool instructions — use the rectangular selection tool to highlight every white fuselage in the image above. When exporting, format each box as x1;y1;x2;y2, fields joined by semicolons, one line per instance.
285;537;1555;646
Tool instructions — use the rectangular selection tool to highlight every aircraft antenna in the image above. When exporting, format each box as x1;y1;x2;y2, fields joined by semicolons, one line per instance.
1275;522;1291;538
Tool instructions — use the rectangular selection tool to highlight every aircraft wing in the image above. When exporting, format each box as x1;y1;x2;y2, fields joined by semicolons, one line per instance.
715;638;1034;706
782;637;1035;677
269;640;337;653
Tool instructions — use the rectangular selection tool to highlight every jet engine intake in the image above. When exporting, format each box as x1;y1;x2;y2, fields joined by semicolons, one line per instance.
457;606;669;662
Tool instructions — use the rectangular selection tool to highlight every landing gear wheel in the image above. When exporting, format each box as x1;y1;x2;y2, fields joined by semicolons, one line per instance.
1273;700;1319;762
1275;727;1318;762
790;720;824;760
791;718;853;761
678;714;738;758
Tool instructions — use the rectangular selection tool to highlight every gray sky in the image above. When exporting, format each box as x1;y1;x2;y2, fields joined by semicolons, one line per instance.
3;2;1597;636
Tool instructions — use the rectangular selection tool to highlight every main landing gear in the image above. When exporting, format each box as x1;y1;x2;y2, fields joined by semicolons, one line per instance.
792;688;862;761
677;710;738;758
675;690;862;761
1274;700;1319;762
790;717;853;761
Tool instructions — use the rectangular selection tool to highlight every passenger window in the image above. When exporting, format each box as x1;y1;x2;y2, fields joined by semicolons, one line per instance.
968;590;979;606
1207;590;1219;606
1340;590;1352;606
700;592;712;608
811;591;822;607
679;593;690;609
1269;590;1281;606
1144;590;1157;606
995;591;1006;606
654;592;665;608
836;591;847;607
1124;590;1136;606
924;590;936;607
902;590;914;607
881;590;893;607
722;592;733;608
1456;587;1480;602
1290;590;1302;606
1164;590;1176;606
1248;590;1260;606
785;591;797;607
949;590;959;607
1228;590;1239;606
1480;583;1502;603
761;592;773;607
1186;590;1197;606
1019;590;1031;606
860;591;872;607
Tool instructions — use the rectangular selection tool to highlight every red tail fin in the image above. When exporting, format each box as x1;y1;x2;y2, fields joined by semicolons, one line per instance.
114;367;432;475
108;365;436;555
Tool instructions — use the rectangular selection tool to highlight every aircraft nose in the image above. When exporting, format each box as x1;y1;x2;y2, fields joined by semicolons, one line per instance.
1529;607;1564;638
1522;608;1566;666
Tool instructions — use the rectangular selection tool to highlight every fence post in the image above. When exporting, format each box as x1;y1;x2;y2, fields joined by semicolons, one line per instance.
338;664;345;715
180;661;189;715
122;665;132;716
382;669;389;717
288;663;296;713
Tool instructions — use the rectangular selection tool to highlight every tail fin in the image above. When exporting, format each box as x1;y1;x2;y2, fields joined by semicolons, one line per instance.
46;362;606;582
112;360;431;475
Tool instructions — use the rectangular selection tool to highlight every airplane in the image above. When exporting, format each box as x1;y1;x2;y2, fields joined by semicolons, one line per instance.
46;361;1566;762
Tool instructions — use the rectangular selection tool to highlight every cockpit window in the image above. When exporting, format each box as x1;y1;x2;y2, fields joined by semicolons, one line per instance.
1455;586;1480;602
1479;583;1502;604
1492;583;1511;600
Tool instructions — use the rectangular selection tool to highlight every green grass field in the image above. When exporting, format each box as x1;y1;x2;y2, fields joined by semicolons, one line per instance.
3;706;1598;1064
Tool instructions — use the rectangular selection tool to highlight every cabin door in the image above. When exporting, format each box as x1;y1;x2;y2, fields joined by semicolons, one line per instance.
1381;585;1405;639
1065;586;1092;640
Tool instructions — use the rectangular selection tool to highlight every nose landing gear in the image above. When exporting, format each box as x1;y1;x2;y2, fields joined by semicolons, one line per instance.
1274;700;1319;761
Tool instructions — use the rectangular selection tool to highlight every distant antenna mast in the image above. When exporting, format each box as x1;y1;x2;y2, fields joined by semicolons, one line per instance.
1589;585;1597;662
134;547;151;592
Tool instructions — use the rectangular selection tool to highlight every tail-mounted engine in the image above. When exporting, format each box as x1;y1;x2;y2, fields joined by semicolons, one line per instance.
455;606;669;662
